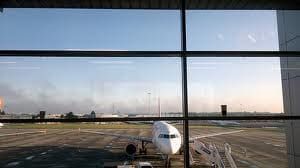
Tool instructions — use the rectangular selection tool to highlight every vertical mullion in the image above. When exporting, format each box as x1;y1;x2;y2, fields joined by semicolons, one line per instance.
180;0;189;167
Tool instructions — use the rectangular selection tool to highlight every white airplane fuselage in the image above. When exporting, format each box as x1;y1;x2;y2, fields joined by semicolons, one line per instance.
152;121;182;155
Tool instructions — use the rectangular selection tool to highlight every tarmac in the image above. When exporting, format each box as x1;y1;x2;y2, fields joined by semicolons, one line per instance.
0;125;287;168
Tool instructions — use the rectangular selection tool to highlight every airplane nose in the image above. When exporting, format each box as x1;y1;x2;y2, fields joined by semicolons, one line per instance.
161;141;180;154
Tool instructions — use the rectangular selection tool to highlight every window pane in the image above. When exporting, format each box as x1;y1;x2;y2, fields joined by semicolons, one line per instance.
187;10;279;51
188;57;283;114
0;9;180;51
0;57;181;116
0;121;184;167
0;56;184;167
189;120;287;167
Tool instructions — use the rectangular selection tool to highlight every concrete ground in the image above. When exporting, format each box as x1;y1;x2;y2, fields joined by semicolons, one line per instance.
0;124;287;168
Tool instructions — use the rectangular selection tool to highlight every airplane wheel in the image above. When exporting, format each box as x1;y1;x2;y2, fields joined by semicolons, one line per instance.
139;148;144;155
164;156;170;168
179;147;183;155
139;148;147;155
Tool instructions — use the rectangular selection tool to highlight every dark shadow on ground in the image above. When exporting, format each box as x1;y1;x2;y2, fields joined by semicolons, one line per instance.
0;146;129;168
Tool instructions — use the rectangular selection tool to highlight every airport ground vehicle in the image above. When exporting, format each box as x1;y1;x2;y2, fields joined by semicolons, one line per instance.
135;162;153;168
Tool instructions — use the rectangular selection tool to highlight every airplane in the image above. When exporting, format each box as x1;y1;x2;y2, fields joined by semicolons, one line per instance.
81;121;243;166
0;122;3;128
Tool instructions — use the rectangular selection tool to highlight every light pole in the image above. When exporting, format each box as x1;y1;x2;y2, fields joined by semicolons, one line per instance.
147;92;151;114
158;96;161;117
240;104;243;113
112;103;115;114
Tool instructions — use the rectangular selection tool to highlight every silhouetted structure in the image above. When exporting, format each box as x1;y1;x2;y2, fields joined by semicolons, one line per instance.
0;110;5;115
90;111;96;118
221;105;227;116
65;112;78;119
32;111;46;119
39;111;46;119
60;114;64;119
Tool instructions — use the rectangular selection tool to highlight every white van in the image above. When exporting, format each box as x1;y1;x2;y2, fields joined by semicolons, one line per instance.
135;162;153;168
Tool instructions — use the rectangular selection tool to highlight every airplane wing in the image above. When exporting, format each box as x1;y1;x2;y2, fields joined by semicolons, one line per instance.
0;130;46;137
80;130;153;143
189;130;244;143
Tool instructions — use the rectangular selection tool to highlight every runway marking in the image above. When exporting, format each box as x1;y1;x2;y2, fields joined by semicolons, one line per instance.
0;131;46;137
25;155;35;160
264;142;283;147
237;159;259;168
5;161;20;167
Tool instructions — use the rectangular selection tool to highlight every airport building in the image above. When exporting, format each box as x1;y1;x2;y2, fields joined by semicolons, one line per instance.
277;11;300;167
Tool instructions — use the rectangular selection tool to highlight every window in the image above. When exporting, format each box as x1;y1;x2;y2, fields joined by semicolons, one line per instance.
189;120;287;168
187;57;284;115
0;9;180;51
187;10;279;51
0;57;181;116
158;134;178;139
0;5;298;168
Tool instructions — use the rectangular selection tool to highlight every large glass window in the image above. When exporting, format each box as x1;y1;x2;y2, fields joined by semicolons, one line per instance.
0;57;181;116
0;9;180;51
0;122;183;167
189;120;287;168
188;57;283;115
0;6;294;168
187;57;286;168
187;10;279;51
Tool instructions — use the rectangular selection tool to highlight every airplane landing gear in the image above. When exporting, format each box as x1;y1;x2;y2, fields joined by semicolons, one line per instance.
139;141;148;155
179;146;183;155
164;155;171;168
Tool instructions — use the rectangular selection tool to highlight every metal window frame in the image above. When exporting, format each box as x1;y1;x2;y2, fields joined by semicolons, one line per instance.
1;51;300;168
0;115;299;123
1;4;300;168
0;50;299;57
1;0;300;10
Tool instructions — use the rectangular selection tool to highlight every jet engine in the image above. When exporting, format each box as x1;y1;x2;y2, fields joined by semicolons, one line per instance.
125;142;138;156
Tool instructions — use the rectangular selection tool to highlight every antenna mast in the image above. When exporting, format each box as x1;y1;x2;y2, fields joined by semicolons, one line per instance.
158;96;161;117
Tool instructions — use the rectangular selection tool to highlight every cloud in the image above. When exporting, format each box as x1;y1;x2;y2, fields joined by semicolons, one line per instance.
0;82;94;114
63;48;128;51
189;66;217;70
89;61;133;64
0;62;16;64
0;81;182;115
217;33;224;41
247;34;257;43
7;67;40;70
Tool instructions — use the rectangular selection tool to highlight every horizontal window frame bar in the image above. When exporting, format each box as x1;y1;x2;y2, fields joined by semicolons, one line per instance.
1;0;300;10
0;115;299;123
0;50;299;57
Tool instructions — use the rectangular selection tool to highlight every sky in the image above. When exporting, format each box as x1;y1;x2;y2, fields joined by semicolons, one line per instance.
0;9;283;114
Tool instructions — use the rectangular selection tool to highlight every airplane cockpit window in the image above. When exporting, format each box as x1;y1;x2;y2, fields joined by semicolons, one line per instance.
158;134;178;139
170;134;177;138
